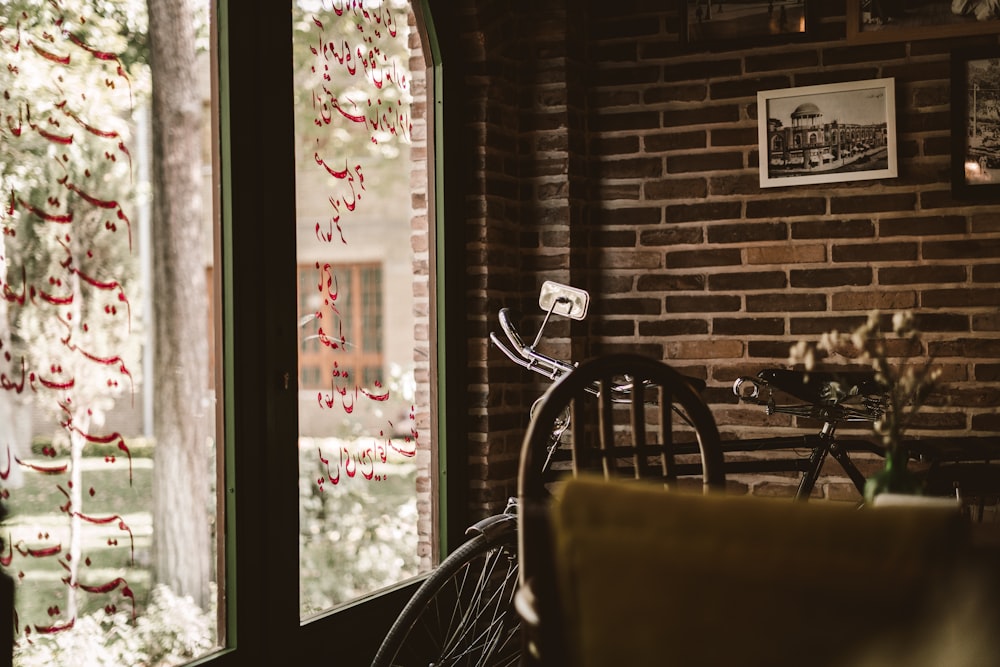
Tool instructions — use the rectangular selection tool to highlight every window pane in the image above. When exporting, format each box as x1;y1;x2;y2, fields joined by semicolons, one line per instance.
0;1;221;663
293;0;428;618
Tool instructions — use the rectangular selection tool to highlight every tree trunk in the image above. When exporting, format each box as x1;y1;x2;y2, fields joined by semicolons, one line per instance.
147;0;213;610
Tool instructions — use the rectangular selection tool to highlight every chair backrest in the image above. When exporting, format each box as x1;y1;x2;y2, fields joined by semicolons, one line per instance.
546;476;993;667
518;353;725;501
516;353;727;663
518;354;725;512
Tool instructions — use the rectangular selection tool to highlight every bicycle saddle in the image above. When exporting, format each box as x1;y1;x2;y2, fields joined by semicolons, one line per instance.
756;368;886;406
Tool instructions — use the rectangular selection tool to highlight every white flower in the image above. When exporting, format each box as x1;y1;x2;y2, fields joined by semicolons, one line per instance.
788;310;939;453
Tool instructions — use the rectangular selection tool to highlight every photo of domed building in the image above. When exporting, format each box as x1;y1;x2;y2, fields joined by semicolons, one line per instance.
758;78;897;187
765;100;889;173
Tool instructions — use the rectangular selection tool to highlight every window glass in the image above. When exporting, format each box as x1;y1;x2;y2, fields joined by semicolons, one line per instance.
292;0;428;618
0;1;221;664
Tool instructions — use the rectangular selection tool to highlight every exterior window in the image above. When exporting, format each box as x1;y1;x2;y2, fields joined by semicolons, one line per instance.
0;0;434;661
1;1;221;664
293;0;430;619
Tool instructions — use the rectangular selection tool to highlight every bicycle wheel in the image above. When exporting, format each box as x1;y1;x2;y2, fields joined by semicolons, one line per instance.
370;524;520;667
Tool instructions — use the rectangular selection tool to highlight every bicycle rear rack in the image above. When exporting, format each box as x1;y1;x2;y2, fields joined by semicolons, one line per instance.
733;368;887;425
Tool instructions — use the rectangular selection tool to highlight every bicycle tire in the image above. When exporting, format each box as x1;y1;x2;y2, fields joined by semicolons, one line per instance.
370;524;520;667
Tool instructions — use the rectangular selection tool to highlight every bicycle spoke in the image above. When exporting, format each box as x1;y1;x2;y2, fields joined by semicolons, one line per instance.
432;545;518;663
377;532;520;667
443;550;518;662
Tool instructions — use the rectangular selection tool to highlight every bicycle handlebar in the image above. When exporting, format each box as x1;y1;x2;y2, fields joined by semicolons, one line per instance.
490;307;642;401
489;308;577;383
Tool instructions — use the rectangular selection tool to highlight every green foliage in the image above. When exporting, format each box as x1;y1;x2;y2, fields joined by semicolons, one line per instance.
1;0;151;417
5;444;420;643
299;453;419;614
13;584;217;667
292;0;412;164
0;0;150;70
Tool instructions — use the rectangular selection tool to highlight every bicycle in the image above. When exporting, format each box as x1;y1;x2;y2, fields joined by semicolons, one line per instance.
370;282;596;667
368;501;521;666
372;283;892;666
372;282;689;666
732;369;1000;509
730;367;889;501
372;282;999;665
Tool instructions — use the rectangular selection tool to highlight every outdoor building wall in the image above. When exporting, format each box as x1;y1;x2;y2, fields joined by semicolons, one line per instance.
407;12;433;569
441;1;1000;521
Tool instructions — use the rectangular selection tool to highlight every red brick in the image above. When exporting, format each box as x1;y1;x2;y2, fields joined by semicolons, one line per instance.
644;177;708;199
640;227;704;246
708;271;786;291
453;2;1000;504
747;244;826;265
665;294;742;313
923;288;1000;309
662;105;742;128
879;265;967;285
709;222;788;244
637;273;705;291
746;293;826;312
638;318;709;337
713;317;785;336
666;248;742;268
666;201;742;223
924;239;1000;260
831;242;918;263
790;267;872;288
834;289;920;311
644;130;706;152
879;215;967;236
792;218;875;239
746;197;826;218
830;193;918;214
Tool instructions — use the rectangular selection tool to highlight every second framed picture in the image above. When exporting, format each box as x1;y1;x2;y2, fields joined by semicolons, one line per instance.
847;0;1000;44
951;46;1000;200
757;78;898;189
683;1;811;47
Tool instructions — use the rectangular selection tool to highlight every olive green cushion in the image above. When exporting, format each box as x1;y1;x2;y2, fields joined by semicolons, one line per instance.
550;477;975;667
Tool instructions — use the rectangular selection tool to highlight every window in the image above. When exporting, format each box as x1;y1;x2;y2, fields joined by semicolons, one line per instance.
292;1;429;619
1;1;221;663
1;0;442;663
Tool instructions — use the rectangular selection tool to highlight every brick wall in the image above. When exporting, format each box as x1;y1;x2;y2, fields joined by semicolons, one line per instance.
407;5;436;568
443;1;1000;518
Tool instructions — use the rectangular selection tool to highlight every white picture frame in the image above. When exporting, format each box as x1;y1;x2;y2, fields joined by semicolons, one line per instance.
757;77;898;189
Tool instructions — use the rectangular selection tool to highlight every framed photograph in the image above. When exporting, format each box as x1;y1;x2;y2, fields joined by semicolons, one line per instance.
951;46;1000;200
847;0;1000;44
757;78;898;189
683;1;811;47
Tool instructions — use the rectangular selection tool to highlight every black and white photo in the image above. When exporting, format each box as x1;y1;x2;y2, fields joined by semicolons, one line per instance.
952;46;1000;199
684;1;808;45
757;78;898;188
848;0;1000;43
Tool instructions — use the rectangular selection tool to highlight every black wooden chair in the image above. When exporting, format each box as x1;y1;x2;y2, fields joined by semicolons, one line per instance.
514;354;998;667
514;353;727;665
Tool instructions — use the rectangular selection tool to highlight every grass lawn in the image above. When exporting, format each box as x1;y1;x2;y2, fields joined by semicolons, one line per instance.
4;448;421;629
3;457;154;629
